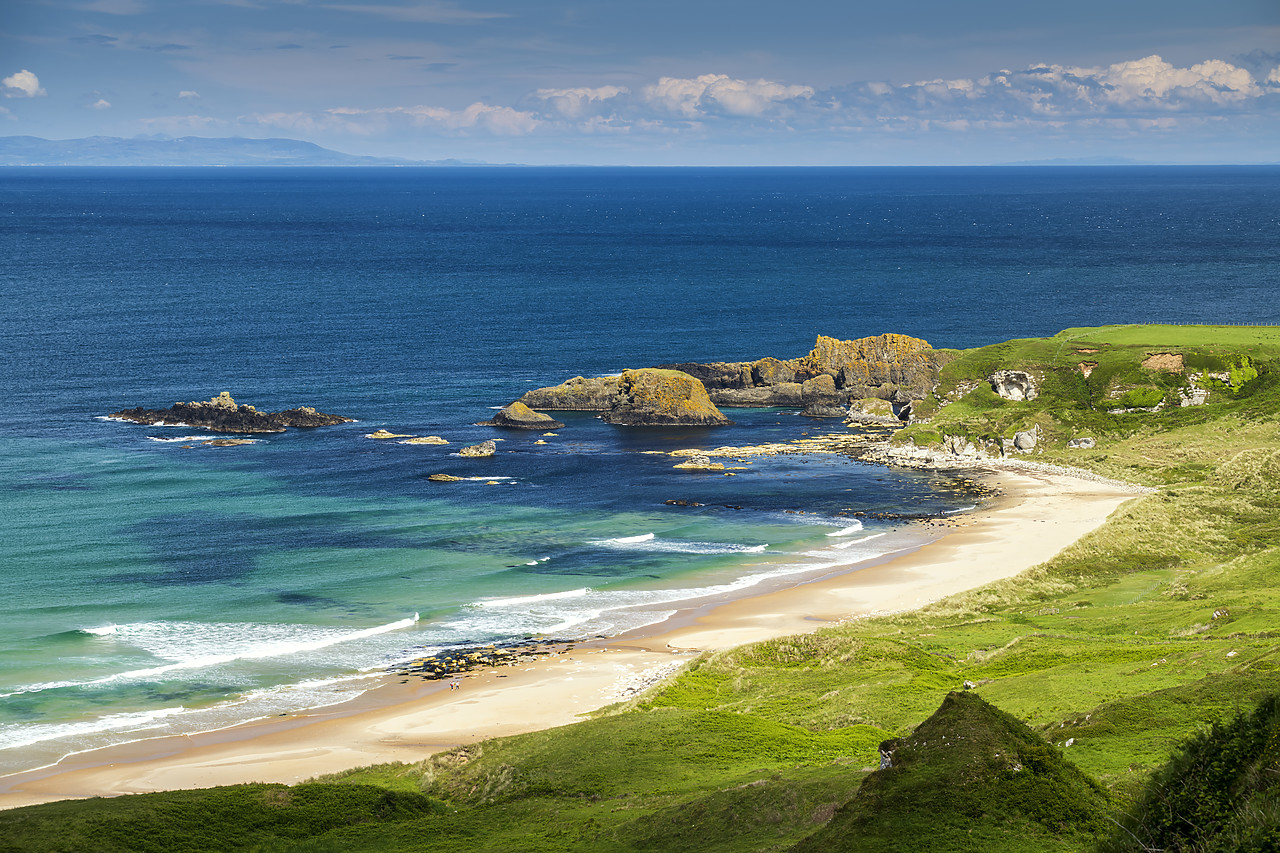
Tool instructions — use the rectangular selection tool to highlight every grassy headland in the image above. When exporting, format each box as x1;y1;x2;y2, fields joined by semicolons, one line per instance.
3;324;1280;852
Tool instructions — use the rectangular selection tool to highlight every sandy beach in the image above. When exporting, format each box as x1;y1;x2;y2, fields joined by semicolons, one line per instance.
0;467;1143;811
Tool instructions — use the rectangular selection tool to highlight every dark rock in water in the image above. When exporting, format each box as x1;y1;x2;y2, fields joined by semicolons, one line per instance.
664;499;705;506
602;369;731;426
478;401;566;430
108;392;353;434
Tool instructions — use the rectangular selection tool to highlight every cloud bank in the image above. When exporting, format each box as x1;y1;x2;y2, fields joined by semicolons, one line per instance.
144;54;1280;150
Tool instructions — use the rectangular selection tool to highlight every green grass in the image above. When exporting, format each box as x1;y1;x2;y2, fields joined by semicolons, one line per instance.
5;324;1280;852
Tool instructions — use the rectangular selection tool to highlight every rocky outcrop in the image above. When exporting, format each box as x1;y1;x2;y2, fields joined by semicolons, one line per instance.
478;401;566;430
458;440;497;458
800;374;846;417
518;376;621;411
513;333;944;423
514;368;730;427
661;333;947;413
1067;437;1097;449
602;369;731;426
989;370;1038;402
672;454;725;470
849;397;911;425
108;392;353;434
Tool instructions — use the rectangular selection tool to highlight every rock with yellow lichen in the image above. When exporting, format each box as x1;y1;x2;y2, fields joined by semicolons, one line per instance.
477;401;566;430
518;376;621;411
602;368;731;427
660;333;949;415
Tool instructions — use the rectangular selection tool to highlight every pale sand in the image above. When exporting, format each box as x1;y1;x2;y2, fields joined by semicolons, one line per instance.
0;468;1141;811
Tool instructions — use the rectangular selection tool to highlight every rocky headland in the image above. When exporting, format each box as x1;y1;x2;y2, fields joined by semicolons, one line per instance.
516;368;731;427
661;333;949;417
514;334;947;426
108;392;354;434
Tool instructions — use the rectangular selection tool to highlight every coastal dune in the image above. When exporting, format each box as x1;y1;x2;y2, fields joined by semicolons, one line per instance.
0;468;1141;811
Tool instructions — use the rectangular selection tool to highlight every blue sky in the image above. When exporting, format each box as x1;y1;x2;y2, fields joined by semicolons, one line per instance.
3;0;1279;164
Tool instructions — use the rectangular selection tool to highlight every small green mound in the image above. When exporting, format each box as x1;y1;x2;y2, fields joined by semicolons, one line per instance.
790;691;1111;853
0;783;448;853
1098;692;1280;853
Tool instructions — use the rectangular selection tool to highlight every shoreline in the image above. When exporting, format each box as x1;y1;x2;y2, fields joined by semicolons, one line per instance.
0;466;1143;811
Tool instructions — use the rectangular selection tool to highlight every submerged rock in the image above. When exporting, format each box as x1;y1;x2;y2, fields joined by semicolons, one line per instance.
366;429;412;439
108;392;353;434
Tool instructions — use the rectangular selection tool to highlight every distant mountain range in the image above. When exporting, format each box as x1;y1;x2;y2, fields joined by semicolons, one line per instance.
0;136;489;166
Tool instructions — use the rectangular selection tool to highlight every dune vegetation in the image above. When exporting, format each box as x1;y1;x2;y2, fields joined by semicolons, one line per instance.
4;324;1280;852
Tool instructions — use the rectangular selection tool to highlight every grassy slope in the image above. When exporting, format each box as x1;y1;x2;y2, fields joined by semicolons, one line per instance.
4;324;1280;852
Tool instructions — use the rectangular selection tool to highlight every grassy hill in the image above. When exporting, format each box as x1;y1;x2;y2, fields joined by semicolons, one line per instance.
4;324;1280;852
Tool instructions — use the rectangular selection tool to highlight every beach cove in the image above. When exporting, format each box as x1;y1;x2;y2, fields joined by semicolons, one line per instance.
0;465;1142;810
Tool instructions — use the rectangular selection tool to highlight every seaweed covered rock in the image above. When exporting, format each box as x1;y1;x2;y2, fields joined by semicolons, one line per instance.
478;401;566;430
108;392;353;434
790;692;1110;853
602;369;731;426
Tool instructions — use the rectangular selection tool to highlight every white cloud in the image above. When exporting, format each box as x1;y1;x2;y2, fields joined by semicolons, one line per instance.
534;86;628;118
1067;55;1260;106
91;98;111;109
3;70;47;98
1269;66;1280;86
178;90;201;100
643;74;813;118
848;54;1272;128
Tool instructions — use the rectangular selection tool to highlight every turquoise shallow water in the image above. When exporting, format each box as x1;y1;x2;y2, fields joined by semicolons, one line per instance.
2;165;1278;776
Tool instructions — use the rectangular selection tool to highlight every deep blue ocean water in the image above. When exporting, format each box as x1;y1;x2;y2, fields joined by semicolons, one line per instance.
2;165;1278;776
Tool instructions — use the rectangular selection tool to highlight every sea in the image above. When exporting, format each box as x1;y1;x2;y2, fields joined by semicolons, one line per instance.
2;165;1278;778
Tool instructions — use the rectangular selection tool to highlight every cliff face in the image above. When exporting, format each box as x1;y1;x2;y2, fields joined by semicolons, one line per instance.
108;392;353;433
662;334;948;410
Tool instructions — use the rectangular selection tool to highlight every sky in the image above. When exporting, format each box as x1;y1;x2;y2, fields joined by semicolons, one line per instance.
2;0;1279;165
